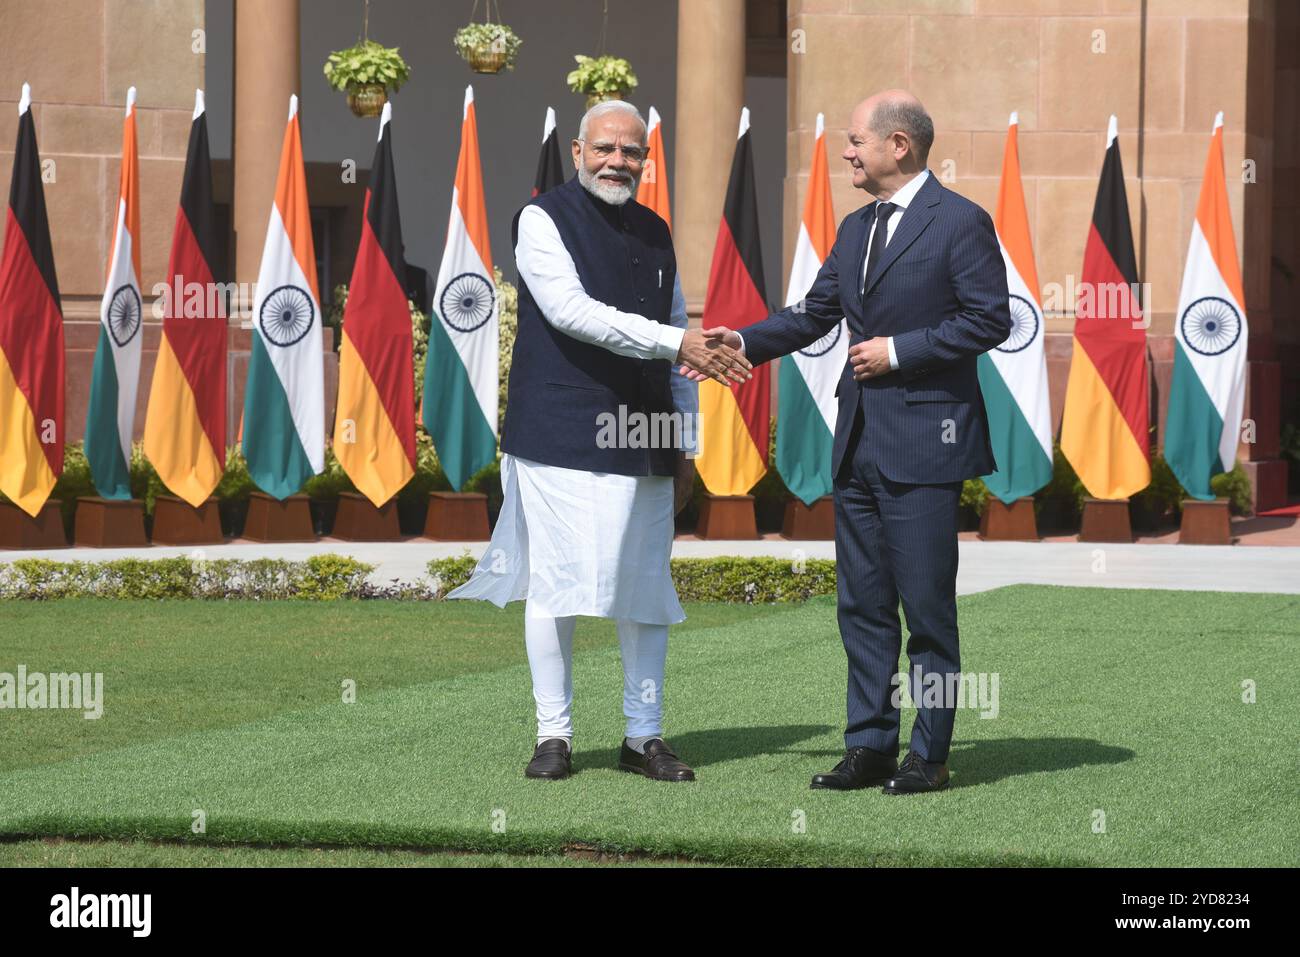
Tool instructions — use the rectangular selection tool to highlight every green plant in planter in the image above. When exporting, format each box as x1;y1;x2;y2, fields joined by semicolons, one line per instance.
323;39;411;117
566;54;638;102
1208;463;1253;515
453;22;522;72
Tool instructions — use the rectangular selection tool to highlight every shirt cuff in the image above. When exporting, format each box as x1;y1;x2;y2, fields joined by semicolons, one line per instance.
736;331;746;354
658;323;686;362
887;336;899;371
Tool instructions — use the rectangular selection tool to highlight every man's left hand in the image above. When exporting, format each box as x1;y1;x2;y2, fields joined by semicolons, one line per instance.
849;338;892;381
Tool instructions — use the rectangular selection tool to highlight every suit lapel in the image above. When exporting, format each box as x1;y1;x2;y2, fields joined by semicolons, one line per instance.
852;204;876;309
863;173;942;297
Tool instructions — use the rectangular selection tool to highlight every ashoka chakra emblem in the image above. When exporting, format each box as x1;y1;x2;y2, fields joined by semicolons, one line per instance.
108;284;141;347
995;294;1039;354
798;322;843;358
440;272;495;333
259;284;315;347
1180;295;1241;356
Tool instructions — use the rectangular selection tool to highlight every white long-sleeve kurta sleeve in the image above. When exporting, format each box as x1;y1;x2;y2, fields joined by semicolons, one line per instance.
515;203;686;364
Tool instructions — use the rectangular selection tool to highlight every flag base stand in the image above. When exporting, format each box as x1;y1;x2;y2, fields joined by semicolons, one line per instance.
1079;497;1132;543
423;492;490;541
151;495;224;545
73;497;148;547
979;497;1039;541
696;494;758;540
0;499;68;549
781;497;834;540
243;492;316;542
1179;498;1232;545
331;491;401;541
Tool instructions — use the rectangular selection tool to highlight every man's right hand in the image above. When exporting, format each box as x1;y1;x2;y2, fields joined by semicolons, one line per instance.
676;328;751;386
679;326;745;382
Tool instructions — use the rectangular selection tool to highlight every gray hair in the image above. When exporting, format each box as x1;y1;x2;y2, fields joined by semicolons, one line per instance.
577;99;647;143
870;98;934;164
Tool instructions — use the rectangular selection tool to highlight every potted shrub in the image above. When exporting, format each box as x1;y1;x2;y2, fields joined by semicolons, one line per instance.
454;21;522;74
566;54;638;109
323;39;412;118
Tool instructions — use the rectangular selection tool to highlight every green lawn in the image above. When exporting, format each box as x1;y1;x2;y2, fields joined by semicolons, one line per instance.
0;587;1295;867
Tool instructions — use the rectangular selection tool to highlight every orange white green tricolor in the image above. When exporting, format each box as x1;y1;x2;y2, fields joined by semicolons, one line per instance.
1060;114;1150;500
241;94;325;500
635;106;671;231
84;86;142;500
0;83;65;516
977;112;1053;504
143;90;226;508
697;107;771;496
1165;112;1248;500
423;85;498;492
333;102;415;507
775;112;841;506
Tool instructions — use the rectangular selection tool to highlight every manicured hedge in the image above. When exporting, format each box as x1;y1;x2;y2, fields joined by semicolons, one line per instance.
0;555;380;601
1;554;837;603
428;555;837;604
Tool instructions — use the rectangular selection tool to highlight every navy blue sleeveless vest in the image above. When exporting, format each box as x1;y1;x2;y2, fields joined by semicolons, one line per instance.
500;174;679;476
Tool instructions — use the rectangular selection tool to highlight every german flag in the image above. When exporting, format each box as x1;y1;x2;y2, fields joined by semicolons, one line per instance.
531;106;564;198
1060;115;1150;500
332;102;415;506
0;84;65;517
696;107;770;495
142;90;226;508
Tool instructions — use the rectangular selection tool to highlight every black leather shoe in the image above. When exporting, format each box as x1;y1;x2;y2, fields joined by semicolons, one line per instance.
525;738;572;780
882;751;950;794
618;738;696;782
810;746;899;790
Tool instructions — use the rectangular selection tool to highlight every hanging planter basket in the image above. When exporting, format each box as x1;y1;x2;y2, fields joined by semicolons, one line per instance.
323;31;411;119
454;23;522;74
567;55;637;109
347;83;387;118
585;90;626;110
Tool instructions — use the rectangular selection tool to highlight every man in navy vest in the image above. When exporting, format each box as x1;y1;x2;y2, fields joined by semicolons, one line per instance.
448;101;751;782
691;91;1011;793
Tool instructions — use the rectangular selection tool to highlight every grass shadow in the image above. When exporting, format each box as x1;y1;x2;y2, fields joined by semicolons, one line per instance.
572;724;834;772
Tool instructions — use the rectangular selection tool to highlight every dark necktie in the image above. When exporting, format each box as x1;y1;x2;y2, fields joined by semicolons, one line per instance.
862;201;897;294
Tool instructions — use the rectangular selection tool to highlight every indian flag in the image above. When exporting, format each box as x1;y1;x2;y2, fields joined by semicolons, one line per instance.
1165;112;1248;500
776;112;841;506
636;106;671;229
84;86;141;500
423;85;497;492
241;94;324;499
977;112;1053;503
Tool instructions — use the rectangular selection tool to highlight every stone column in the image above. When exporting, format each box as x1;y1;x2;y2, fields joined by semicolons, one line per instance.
233;0;299;318
673;0;746;316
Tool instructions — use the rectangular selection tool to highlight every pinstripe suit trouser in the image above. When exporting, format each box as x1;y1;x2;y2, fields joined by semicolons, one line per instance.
833;406;963;763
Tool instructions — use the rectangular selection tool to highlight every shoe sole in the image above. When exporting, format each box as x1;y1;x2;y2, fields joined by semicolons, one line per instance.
617;762;695;782
882;779;950;795
809;775;893;791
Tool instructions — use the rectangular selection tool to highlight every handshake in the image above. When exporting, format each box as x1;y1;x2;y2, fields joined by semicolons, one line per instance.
675;326;896;384
675;327;749;384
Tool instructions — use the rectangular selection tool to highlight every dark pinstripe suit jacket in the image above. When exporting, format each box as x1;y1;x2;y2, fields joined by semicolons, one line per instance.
738;173;1011;485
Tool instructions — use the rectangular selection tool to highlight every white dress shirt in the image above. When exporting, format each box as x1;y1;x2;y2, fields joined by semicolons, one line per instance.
738;168;931;371
513;202;698;447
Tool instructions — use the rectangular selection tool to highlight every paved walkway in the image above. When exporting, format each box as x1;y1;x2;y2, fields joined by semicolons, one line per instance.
3;536;1296;596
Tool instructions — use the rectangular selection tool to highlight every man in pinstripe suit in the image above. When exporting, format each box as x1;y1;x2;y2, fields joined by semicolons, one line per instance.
689;91;1010;793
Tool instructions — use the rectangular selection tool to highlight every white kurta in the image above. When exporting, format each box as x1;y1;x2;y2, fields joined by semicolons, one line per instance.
444;201;697;626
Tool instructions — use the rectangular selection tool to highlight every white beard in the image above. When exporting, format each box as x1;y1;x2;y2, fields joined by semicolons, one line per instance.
578;164;638;206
